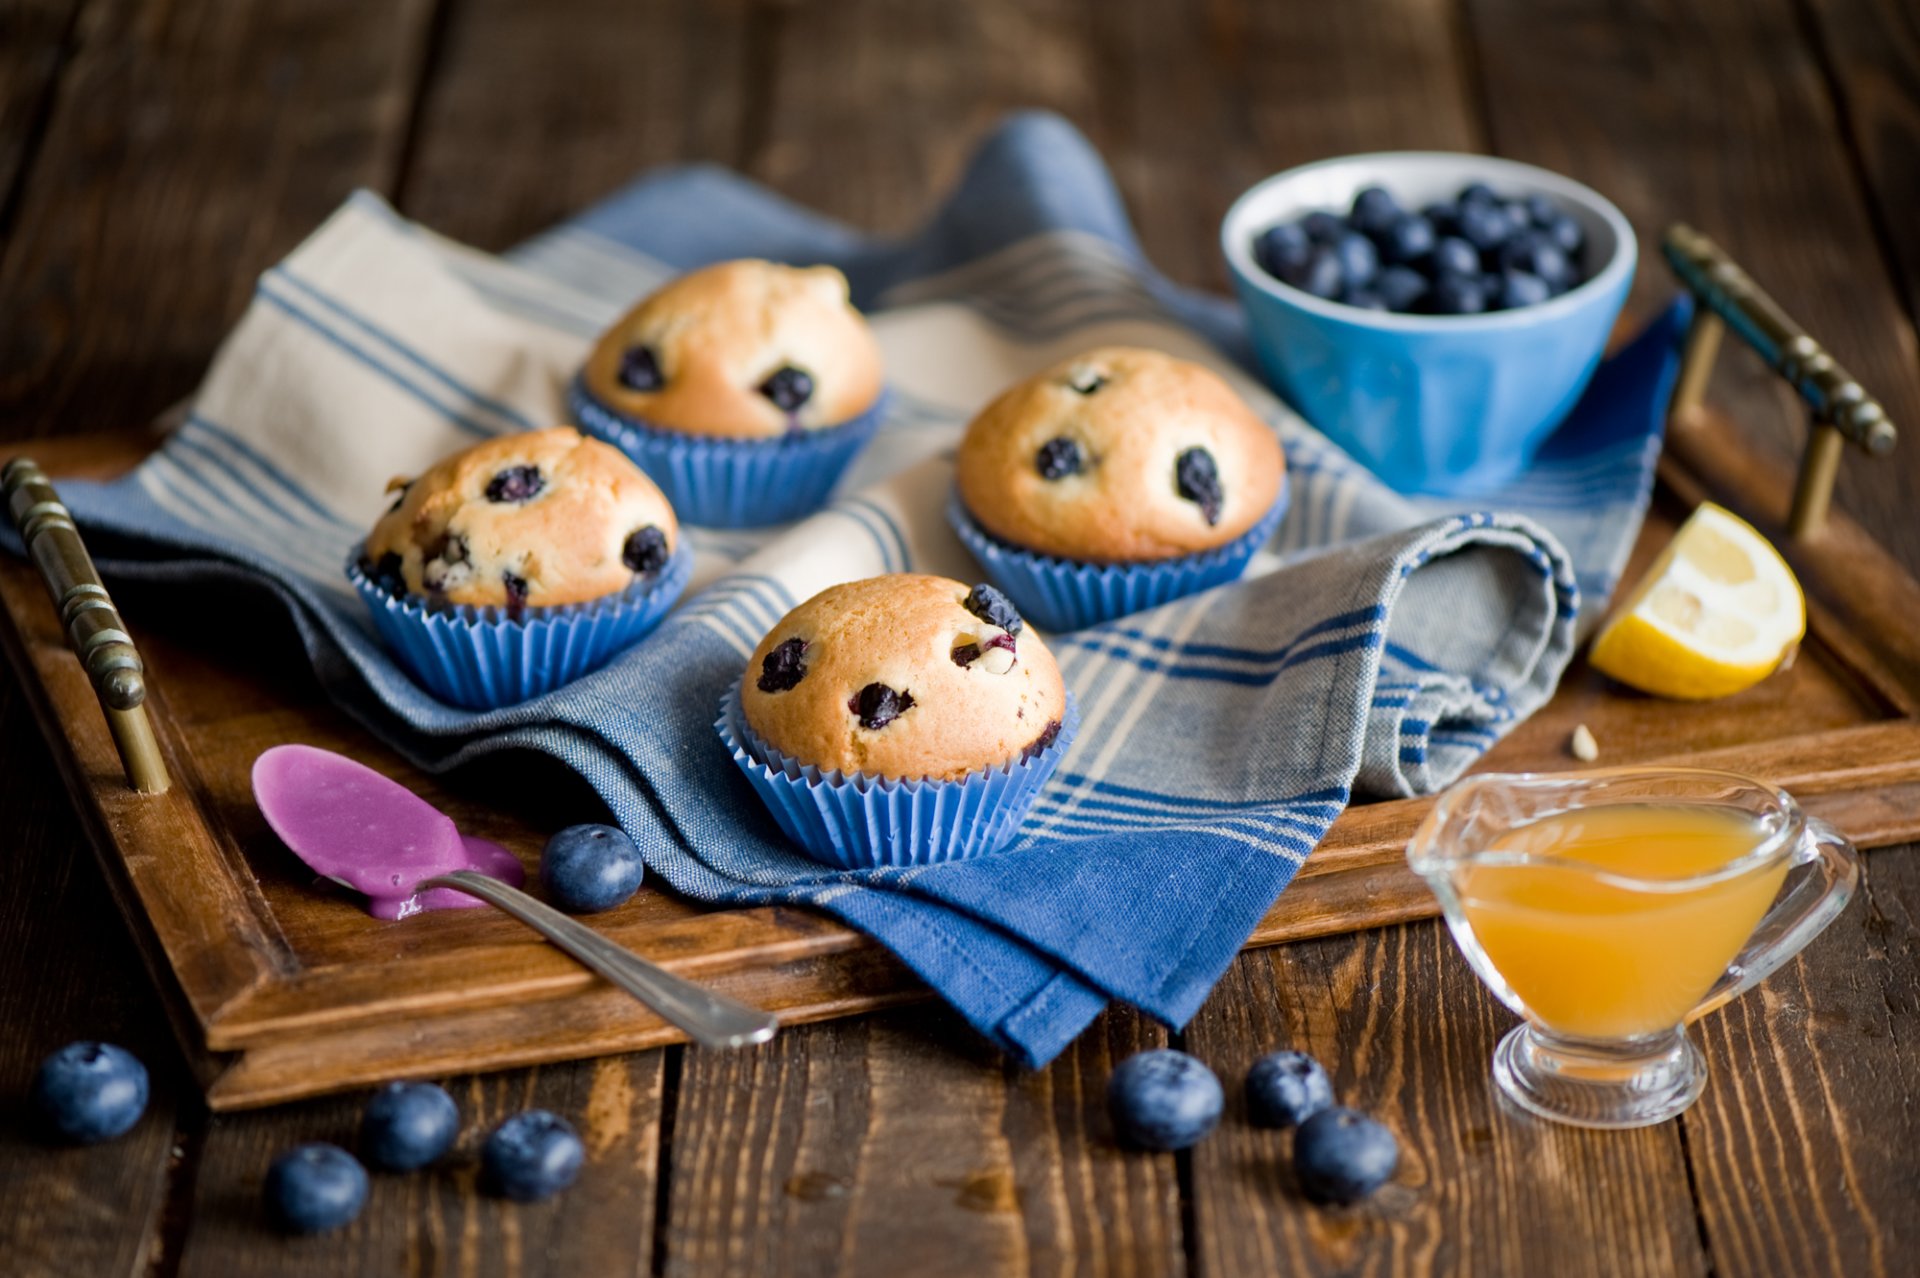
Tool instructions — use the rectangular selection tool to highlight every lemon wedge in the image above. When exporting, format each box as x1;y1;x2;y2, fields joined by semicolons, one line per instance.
1588;502;1805;700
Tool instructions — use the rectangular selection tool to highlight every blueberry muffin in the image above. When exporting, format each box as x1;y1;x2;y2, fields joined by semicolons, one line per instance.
580;259;884;439
741;575;1066;783
954;347;1285;562
360;426;679;610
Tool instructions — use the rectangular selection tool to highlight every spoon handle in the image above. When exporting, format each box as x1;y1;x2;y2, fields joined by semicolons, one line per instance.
419;870;778;1050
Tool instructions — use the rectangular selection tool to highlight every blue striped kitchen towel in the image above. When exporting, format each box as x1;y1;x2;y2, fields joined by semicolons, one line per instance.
29;113;1682;1066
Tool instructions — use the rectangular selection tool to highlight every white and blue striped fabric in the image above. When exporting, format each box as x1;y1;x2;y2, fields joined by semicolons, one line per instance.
36;114;1682;1065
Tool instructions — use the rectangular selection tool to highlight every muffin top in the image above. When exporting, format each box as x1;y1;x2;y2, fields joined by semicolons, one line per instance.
740;574;1067;783
954;346;1286;562
362;427;679;609
581;259;885;439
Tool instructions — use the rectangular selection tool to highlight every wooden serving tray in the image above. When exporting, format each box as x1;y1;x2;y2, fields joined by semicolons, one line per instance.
7;246;1920;1110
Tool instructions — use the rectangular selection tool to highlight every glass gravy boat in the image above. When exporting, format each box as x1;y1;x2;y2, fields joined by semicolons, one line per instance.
1407;767;1859;1128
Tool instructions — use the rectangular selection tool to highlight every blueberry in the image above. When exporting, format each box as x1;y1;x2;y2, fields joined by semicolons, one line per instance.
622;525;670;575
758;365;814;413
1340;288;1388;312
1349;186;1400;238
1286;247;1344;300
501;571;530;611
360;1081;460;1172
757;636;810;692
1457;180;1498;207
1456;199;1518;254
850;682;914;730
952;632;1017;668
1429;235;1480;280
1377;265;1428;313
963;582;1023;636
1254;223;1312;280
31;1042;148;1144
368;552;409;599
264;1144;369;1233
1540;210;1584;258
1293;1107;1399;1205
1246;1051;1334;1129
1379;213;1437;266
1332;231;1378;288
1426;273;1488;315
1020;718;1064;761
1035;436;1084;480
1498;269;1552;309
617;345;663;392
1500;235;1575;293
484;465;544;504
1521;192;1559;228
541;823;645;913
1174;446;1223;525
481;1111;584;1202
1301;210;1347;244
1106;1050;1223;1151
1421;200;1461;238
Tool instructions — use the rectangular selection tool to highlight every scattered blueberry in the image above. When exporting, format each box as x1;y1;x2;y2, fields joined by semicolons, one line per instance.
1427;273;1488;315
1174;447;1224;525
617;345;663;392
1301;210;1346;244
481;1110;584;1202
1498;269;1552;309
1378;212;1436;266
1429;235;1480;280
484;465;544;504
622;525;670;575
1106;1050;1223;1151
1035;436;1085;480
758;636;810;692
1254;222;1312;280
1349;185;1401;239
850;682;914;730
265;1144;370;1233
541;823;646;913
1246;1051;1334;1129
1376;265;1428;312
360;1081;460;1172
368;552;409;600
963;582;1024;636
1332;231;1378;289
1252;181;1587;314
1288;247;1344;299
758;365;815;414
1293;1107;1399;1205
31;1042;148;1144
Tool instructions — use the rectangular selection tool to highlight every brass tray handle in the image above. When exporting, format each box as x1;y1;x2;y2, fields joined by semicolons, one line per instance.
3;457;170;793
1663;223;1898;539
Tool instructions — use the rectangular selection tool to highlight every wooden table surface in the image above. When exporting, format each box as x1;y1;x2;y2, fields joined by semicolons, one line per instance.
3;1;1918;1274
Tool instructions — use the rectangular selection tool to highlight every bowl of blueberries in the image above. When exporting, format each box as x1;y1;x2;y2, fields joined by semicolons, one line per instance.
1221;152;1636;495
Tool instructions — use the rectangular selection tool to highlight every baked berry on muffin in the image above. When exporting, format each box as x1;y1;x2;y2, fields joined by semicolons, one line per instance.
954;346;1285;562
740;575;1066;783
360;426;679;610
580;259;884;439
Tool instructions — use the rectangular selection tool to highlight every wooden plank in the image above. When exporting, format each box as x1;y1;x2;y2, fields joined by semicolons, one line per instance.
0;0;83;237
0;0;439;440
174;1053;667;1277
0;661;182;1278
1184;930;1711;1276
1800;0;1920;328
396;0;747;251
657;1005;1184;1278
1463;0;1920;579
1679;845;1920;1277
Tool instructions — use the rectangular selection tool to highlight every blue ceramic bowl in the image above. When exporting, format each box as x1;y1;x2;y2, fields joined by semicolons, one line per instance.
1221;153;1636;495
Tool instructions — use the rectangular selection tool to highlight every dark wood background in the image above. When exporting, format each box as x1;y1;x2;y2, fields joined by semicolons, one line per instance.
2;0;1917;1274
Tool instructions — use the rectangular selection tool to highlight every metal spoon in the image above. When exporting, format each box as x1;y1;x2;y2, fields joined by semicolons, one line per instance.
419;869;778;1050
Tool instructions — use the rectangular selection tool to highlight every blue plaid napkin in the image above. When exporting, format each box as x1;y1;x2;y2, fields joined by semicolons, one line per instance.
30;113;1681;1065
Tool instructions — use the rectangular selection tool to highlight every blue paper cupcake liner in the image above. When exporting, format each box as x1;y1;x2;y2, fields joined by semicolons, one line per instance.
568;376;887;528
717;680;1080;870
347;544;692;710
946;487;1290;632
